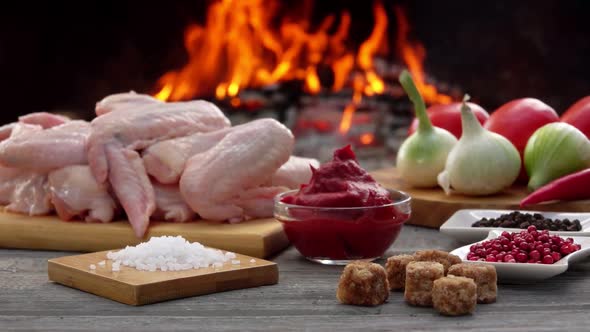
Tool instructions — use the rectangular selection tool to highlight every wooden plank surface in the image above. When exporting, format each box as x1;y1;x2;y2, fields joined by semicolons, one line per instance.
48;250;278;305
2;225;590;331
372;167;590;228
0;212;289;258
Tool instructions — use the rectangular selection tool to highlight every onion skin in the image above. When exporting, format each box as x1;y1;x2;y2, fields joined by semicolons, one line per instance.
524;122;590;191
562;96;590;139
408;102;489;139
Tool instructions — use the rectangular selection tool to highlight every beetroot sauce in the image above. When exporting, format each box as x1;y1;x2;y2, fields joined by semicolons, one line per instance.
279;146;408;260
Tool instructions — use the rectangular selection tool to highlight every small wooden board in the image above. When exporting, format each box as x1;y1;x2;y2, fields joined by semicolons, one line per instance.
48;250;278;306
371;167;590;228
0;212;288;258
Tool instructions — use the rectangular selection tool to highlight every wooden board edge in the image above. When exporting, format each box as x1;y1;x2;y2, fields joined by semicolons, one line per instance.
134;263;279;305
47;259;138;306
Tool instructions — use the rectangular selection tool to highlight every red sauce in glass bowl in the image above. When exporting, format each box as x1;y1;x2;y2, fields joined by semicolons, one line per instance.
274;145;411;263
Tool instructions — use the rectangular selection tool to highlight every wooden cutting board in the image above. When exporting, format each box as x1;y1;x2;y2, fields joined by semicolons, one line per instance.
48;250;278;305
0;212;288;258
371;167;590;228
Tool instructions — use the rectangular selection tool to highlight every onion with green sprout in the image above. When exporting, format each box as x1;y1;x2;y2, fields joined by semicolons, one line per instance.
396;70;457;188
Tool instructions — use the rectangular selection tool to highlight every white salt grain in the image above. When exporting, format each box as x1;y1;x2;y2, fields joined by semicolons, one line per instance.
249;259;256;263
98;260;106;267
89;264;96;270
106;236;234;272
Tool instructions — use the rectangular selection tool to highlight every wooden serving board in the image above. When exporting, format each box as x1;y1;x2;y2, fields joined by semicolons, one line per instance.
0;212;288;258
48;250;278;306
371;167;590;228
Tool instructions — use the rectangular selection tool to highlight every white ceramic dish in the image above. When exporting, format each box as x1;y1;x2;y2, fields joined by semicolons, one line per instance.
450;230;590;282
440;209;590;243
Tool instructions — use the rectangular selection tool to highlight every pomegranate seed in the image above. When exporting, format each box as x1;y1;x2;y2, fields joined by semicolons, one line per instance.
499;236;509;245
519;242;530;251
530;230;539;238
543;248;552;255
575;244;582;251
511;249;520;256
468;256;478;261
538;234;549;243
486;255;497;262
529;250;541;261
527;225;537;232
491;250;499;255
496;253;505;261
543;243;551;249
524;235;534;243
516;252;528;262
504;254;515;262
535;245;544;253
542;255;554;264
566;237;574;244
476;249;485;257
501;231;512;239
551;245;559;251
551;237;562;245
551;252;562;261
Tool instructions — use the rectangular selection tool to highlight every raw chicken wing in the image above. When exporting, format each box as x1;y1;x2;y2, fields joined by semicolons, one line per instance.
152;182;196;223
0;121;89;172
95;91;162;116
88;99;230;237
179;118;293;221
272;156;320;189
48;165;117;223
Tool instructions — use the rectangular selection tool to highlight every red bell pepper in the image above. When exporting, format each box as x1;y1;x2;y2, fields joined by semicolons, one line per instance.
520;168;590;206
562;96;590;139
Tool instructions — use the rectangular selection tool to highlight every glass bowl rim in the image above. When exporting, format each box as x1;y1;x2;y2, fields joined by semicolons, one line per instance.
274;188;411;211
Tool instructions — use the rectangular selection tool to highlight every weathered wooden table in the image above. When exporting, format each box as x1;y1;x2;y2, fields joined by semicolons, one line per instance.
1;225;590;331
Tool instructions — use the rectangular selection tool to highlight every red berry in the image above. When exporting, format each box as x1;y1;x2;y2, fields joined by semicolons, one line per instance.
516;252;528;263
551;252;562;262
542;255;554;264
527;225;537;232
529;250;541;261
560;244;573;255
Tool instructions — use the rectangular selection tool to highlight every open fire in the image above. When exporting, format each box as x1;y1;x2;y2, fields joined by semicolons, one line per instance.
153;0;453;138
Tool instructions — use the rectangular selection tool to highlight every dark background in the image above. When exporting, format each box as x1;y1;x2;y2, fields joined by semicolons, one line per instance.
0;0;588;123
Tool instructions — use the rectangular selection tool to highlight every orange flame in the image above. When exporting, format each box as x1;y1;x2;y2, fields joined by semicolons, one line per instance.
154;0;363;101
394;6;452;105
153;1;453;137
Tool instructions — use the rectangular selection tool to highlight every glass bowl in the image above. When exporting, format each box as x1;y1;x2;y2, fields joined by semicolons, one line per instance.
273;189;411;265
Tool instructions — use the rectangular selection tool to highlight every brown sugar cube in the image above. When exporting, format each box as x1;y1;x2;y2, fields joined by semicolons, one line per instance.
432;275;477;316
448;263;497;304
385;254;415;291
336;261;390;306
404;261;444;307
413;249;462;274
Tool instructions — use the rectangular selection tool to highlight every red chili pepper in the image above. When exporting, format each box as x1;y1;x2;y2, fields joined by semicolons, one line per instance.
520;168;590;206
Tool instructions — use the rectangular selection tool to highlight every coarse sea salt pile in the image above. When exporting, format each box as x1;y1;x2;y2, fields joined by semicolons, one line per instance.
106;236;236;272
